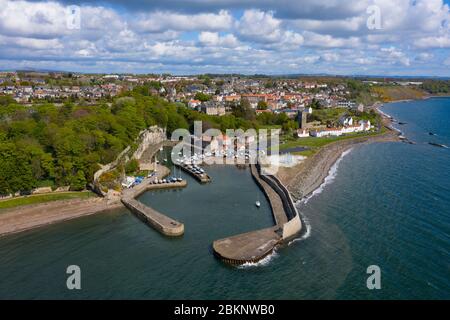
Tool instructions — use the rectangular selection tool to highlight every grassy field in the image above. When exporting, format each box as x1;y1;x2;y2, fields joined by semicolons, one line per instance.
278;128;388;156
372;86;425;102
0;191;96;211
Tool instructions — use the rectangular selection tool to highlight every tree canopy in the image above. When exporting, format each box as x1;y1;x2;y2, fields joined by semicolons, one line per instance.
0;86;295;194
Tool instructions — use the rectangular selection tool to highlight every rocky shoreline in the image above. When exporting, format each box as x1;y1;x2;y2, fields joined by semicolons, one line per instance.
277;111;400;202
0;108;400;237
277;131;399;201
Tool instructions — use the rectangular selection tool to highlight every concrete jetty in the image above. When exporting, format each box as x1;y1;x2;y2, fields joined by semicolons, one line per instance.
212;164;302;265
121;165;186;237
213;226;282;264
122;198;184;236
175;163;211;184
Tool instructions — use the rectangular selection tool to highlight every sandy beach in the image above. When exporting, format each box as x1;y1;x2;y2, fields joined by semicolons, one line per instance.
0;198;122;237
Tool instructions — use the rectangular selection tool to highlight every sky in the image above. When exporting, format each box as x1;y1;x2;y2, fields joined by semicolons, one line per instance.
0;0;450;76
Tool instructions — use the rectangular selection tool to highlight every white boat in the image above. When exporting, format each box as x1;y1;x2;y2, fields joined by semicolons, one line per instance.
255;201;261;208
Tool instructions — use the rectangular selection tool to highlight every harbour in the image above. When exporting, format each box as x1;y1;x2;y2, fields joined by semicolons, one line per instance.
0;99;448;299
122;145;301;261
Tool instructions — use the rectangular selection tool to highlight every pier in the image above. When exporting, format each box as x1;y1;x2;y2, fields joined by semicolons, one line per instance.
212;164;302;265
121;165;186;237
175;163;211;184
122;198;184;236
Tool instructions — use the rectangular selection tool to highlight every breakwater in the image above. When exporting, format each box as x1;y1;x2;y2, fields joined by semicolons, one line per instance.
121;166;186;237
212;164;302;265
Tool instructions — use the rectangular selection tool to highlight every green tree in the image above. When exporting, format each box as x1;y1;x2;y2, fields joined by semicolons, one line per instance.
70;170;87;191
194;92;211;102
125;159;139;175
233;98;255;121
257;101;268;110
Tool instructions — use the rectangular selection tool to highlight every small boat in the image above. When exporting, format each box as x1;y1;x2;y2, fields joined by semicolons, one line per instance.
429;132;437;136
429;142;448;148
255;201;261;208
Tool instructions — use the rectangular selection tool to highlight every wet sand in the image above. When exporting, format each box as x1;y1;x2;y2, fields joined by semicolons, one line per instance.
0;198;122;237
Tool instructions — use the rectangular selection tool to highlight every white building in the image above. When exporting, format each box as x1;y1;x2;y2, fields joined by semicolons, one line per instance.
200;104;226;116
121;176;135;189
297;129;310;138
311;120;371;137
340;116;353;126
188;99;201;109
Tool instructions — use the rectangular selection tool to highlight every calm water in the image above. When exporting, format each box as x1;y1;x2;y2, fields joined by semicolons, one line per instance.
0;98;449;299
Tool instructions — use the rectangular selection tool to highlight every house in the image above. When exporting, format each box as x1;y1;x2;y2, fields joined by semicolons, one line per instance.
256;109;272;115
210;135;231;153
241;94;268;109
224;95;241;103
200;103;226;116
280;109;298;119
355;104;364;112
297;129;310;138
340;116;353;126
337;101;356;108
188;99;201;109
121;176;135;189
310;120;371;138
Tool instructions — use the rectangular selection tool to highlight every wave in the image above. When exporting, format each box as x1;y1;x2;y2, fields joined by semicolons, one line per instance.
288;214;311;244
242;147;354;264
237;250;279;269
287;148;353;245
299;148;353;206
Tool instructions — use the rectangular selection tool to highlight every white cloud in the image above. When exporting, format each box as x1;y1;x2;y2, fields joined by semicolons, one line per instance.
0;0;449;76
134;10;233;33
0;0;68;38
303;32;360;48
380;47;410;66
0;34;63;50
235;9;303;47
415;52;434;62
198;32;239;48
414;36;450;48
321;52;340;62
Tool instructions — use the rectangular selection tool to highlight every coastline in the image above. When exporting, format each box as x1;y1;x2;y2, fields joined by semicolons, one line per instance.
0;105;401;238
277;109;400;202
0;198;123;237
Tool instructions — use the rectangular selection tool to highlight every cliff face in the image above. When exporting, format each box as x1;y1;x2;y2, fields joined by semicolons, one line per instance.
133;126;166;160
92;126;166;196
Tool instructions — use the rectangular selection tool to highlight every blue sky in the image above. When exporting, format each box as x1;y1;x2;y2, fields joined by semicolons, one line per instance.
0;0;450;76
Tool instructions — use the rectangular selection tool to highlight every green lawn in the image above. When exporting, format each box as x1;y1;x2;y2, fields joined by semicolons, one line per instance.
259;124;282;130
0;192;96;211
277;128;387;156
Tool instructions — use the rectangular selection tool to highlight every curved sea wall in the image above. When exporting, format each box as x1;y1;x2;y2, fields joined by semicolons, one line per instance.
213;164;302;265
255;166;302;240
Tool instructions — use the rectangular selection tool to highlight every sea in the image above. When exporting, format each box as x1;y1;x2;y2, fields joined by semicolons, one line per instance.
0;97;449;299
